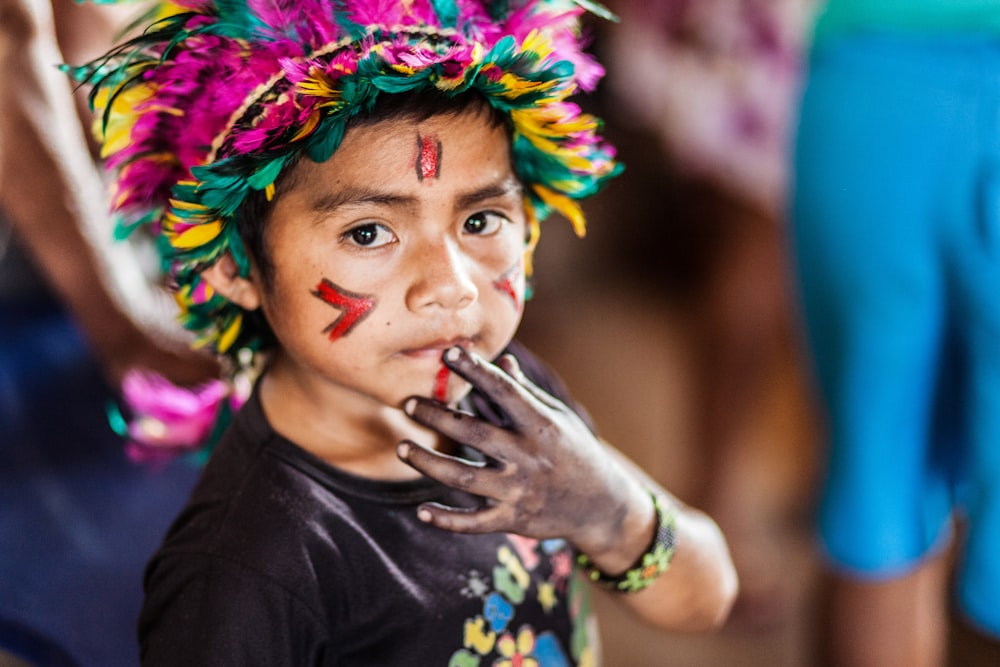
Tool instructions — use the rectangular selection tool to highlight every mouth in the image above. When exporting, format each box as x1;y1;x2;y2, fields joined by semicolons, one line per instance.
400;336;477;360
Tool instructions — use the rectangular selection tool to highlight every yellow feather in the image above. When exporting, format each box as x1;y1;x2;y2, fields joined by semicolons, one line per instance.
498;74;557;99
97;84;157;158
291;110;322;140
149;0;194;21
296;70;341;102
519;30;556;60
533;185;586;237
522;196;541;276
173;289;191;316
171;220;224;248
216;313;243;353
168;195;210;212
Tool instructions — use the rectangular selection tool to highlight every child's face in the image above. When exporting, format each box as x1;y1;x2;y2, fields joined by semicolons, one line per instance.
252;107;527;409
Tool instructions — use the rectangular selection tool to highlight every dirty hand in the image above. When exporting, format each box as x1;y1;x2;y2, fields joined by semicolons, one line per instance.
398;345;650;561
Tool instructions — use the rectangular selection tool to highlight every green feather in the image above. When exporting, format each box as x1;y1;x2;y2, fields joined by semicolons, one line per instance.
246;156;286;191
571;0;619;22
487;0;510;23
431;0;460;28
306;118;346;163
113;210;159;241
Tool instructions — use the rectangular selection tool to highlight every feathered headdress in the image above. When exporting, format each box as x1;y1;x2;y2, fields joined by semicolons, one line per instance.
69;0;621;357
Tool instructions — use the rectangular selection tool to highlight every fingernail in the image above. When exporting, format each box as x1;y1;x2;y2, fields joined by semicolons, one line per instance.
397;442;410;459
444;346;463;363
417;507;432;523
403;397;417;415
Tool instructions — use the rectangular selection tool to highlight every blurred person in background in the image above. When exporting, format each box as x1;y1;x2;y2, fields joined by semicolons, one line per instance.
791;1;1000;665
1;0;215;664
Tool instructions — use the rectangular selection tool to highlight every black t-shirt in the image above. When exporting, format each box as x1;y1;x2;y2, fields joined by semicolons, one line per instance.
139;341;598;666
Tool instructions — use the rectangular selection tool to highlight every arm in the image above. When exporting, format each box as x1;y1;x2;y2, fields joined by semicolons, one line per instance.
596;440;738;630
0;0;217;385
398;345;738;632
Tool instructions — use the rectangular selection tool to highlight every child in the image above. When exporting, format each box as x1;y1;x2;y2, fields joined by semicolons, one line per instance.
74;0;737;663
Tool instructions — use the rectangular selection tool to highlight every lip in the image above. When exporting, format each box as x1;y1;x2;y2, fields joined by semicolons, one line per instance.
400;336;476;359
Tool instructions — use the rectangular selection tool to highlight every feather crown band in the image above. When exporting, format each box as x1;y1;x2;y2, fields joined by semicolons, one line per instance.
70;0;622;356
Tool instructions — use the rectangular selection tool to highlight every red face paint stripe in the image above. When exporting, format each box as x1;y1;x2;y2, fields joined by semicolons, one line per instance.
492;262;523;311
312;278;376;341
434;365;450;403
417;134;441;181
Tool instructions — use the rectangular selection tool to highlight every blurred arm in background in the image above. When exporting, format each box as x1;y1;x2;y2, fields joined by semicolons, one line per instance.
0;0;217;387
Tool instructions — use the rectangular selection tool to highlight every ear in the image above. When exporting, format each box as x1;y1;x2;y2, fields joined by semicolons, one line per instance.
200;254;262;311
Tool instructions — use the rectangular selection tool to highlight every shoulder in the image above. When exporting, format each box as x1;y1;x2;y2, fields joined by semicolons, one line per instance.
149;442;351;586
140;432;352;661
146;396;356;611
140;550;329;665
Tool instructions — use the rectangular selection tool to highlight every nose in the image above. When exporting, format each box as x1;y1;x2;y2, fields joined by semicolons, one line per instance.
405;237;479;312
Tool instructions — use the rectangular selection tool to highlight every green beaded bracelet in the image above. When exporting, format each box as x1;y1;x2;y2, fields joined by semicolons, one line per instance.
576;493;677;594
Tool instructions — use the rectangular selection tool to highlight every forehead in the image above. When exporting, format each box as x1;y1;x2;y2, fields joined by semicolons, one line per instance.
282;107;515;196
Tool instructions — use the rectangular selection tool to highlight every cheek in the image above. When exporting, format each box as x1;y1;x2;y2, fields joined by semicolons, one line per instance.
492;262;524;313
261;270;379;348
490;252;526;314
312;278;377;342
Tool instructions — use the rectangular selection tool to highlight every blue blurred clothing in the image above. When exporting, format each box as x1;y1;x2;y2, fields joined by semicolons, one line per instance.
792;30;1000;638
814;0;1000;38
0;214;199;666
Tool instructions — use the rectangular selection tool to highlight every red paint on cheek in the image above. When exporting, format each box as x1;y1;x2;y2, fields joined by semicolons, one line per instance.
492;262;524;312
312;278;376;341
416;134;441;181
434;365;450;403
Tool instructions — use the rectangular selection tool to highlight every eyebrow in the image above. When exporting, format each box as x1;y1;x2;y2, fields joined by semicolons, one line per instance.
309;188;415;215
307;176;523;218
456;177;523;210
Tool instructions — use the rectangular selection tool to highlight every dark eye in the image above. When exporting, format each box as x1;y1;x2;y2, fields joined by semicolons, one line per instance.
464;212;505;235
345;223;395;248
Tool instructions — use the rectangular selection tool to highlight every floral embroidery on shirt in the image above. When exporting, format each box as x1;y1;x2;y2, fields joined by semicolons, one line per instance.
449;536;589;666
461;569;492;599
495;626;540;667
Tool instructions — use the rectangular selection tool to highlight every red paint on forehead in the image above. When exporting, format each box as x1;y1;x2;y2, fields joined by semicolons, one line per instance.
434;365;450;403
416;134;441;181
312;278;376;342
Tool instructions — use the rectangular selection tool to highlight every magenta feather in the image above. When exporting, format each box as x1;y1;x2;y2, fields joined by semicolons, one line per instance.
118;370;247;462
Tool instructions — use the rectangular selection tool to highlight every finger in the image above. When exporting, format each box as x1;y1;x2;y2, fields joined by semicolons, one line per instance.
495;353;523;381
442;346;548;425
397;439;508;498
403;397;516;460
415;500;514;534
496;354;565;411
496;353;528;386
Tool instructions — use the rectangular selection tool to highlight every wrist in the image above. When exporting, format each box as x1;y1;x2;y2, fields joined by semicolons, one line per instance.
573;480;655;572
576;492;677;594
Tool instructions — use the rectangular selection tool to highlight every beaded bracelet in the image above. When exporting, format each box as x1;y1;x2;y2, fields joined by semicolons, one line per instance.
576;493;677;594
